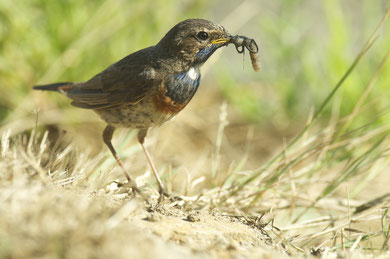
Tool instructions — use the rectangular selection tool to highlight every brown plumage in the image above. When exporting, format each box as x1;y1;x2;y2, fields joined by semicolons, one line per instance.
33;18;257;201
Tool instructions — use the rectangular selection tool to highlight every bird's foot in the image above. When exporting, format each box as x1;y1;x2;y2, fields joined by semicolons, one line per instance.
157;187;170;203
121;180;150;204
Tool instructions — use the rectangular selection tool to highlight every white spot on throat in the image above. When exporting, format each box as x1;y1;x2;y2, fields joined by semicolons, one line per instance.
187;67;198;80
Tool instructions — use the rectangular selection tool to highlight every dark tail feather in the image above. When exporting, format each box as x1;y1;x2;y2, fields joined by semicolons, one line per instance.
33;82;73;92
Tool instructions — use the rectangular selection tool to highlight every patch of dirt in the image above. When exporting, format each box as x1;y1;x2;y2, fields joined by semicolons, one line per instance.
0;173;289;259
131;204;277;258
98;181;288;258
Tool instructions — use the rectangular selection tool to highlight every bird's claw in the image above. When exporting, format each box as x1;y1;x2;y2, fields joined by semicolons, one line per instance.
157;187;170;203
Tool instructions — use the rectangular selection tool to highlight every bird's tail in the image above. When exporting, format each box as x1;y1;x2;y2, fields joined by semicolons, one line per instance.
33;82;73;92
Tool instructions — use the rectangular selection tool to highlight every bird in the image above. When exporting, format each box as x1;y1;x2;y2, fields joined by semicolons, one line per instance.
33;18;234;200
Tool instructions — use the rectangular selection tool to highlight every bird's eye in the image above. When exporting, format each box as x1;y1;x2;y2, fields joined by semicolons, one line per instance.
196;31;209;41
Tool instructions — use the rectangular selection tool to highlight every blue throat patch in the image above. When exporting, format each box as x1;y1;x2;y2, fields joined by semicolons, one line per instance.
165;67;201;104
195;45;219;64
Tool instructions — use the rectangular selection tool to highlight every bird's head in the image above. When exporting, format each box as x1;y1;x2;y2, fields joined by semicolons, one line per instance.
156;19;231;67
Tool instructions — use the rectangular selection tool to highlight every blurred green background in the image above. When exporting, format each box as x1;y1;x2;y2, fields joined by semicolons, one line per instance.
0;0;389;134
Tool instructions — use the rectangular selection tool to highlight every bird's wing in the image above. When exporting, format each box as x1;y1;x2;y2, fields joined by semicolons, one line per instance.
67;48;159;109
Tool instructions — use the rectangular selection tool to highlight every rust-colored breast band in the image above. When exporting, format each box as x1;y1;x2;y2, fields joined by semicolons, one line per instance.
152;82;186;114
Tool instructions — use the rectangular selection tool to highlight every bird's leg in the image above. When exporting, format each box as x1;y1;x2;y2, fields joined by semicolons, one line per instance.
103;125;148;202
138;129;169;200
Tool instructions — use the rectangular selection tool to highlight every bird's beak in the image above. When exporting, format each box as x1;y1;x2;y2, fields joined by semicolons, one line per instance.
211;37;231;45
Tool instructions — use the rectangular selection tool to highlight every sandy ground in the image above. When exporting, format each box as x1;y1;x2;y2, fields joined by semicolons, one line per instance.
2;173;389;259
0;176;287;259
